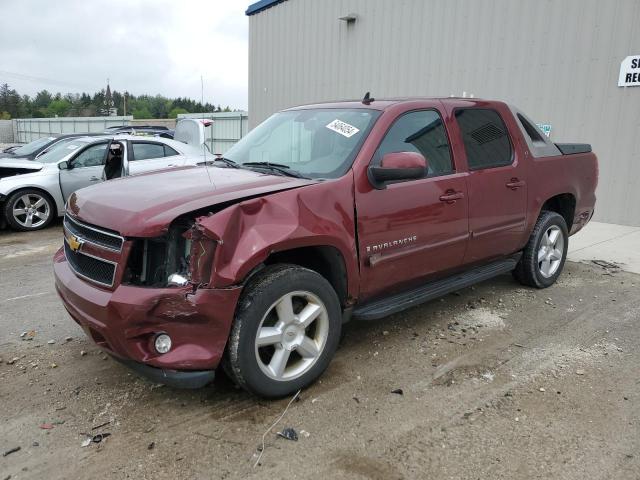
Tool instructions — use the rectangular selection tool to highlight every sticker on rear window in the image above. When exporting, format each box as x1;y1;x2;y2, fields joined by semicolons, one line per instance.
326;119;360;138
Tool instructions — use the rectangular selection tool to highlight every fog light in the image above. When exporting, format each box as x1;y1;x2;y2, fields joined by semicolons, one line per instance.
154;334;172;354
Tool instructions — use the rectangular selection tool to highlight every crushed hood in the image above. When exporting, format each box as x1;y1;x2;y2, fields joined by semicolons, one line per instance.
67;165;318;237
0;158;44;179
0;158;44;170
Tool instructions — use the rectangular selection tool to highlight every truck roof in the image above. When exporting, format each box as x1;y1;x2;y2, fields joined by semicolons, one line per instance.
285;97;493;111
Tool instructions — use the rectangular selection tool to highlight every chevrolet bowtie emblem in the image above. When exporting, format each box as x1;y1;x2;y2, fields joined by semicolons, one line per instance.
66;232;84;252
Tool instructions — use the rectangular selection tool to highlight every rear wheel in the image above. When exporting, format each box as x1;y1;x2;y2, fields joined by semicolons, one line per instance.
3;189;55;231
513;211;568;288
225;265;342;398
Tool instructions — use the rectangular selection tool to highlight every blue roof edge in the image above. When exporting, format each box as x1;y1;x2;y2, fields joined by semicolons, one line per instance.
246;0;288;16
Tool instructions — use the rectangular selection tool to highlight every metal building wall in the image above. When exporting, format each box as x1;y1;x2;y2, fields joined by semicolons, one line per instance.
248;0;640;226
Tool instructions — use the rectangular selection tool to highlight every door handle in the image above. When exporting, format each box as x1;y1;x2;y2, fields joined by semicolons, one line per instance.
439;190;464;204
90;176;100;182
506;178;525;190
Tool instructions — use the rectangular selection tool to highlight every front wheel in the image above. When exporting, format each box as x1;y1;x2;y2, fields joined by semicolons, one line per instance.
224;265;342;398
513;211;568;288
3;189;55;231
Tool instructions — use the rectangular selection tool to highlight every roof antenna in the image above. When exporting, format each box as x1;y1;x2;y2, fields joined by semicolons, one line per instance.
362;91;374;105
201;75;212;187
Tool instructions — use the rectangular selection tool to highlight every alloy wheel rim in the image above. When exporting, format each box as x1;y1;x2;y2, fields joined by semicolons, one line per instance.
537;225;564;278
12;194;50;229
254;290;329;381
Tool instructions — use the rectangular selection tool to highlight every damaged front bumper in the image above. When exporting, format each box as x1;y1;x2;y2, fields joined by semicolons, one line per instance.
109;355;216;389
53;247;242;388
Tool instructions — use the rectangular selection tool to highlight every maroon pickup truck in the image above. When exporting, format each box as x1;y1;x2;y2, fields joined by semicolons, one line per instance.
54;97;597;397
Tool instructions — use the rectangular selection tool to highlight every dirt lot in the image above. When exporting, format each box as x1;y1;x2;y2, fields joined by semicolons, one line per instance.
1;223;639;480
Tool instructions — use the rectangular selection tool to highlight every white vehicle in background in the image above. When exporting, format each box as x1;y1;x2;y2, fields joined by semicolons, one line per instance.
0;120;212;231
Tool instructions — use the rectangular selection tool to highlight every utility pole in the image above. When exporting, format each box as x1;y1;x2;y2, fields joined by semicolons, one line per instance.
123;92;127;116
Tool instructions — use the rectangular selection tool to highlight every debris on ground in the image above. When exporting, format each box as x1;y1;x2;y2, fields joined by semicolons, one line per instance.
391;388;404;395
81;432;111;447
47;340;55;345
299;430;310;438
91;421;110;430
576;369;586;375
481;371;495;382
93;433;111;443
7;357;19;365
64;336;73;342
80;350;87;356
39;423;54;430
20;330;36;341
277;428;299;441
148;442;155;450
3;446;21;457
591;260;621;272
253;389;301;468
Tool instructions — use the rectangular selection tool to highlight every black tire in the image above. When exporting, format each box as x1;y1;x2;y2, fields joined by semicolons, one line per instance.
3;189;56;232
513;211;568;288
224;264;342;398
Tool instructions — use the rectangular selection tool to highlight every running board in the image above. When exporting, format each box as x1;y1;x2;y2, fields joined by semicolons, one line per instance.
352;254;521;321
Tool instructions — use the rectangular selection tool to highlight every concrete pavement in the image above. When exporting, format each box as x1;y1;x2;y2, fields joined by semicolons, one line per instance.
568;221;640;274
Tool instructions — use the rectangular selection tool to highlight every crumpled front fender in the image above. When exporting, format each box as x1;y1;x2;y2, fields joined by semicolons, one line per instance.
196;174;360;299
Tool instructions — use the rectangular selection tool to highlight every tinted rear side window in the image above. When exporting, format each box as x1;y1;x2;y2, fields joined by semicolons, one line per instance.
455;109;512;170
164;145;179;157
375;110;453;177
132;142;165;161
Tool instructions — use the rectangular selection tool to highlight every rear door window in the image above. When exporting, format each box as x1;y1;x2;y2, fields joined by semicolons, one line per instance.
455;109;512;170
131;142;166;161
163;145;179;157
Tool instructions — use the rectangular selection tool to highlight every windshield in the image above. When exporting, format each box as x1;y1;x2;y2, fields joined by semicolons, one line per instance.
223;108;380;179
36;138;89;163
12;136;57;156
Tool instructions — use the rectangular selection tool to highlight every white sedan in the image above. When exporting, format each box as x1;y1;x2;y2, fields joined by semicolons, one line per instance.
0;120;213;231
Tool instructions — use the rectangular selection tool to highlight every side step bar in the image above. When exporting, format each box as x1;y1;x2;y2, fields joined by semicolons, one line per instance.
352;254;521;321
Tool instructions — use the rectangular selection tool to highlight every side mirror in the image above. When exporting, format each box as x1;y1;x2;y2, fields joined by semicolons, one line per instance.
369;152;427;187
58;160;71;170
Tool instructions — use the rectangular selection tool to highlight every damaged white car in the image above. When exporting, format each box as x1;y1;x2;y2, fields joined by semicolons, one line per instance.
0;120;212;231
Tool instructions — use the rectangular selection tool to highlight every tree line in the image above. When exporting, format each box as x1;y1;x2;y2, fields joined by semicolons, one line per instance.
0;83;237;120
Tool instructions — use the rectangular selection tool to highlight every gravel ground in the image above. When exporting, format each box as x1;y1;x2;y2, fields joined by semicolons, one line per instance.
0;224;638;480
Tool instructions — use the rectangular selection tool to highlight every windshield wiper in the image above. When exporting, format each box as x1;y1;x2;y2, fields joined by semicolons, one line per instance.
214;156;240;168
241;161;309;179
199;156;240;169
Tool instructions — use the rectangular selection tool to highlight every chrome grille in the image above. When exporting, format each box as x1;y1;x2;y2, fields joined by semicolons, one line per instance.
64;241;116;287
64;214;124;252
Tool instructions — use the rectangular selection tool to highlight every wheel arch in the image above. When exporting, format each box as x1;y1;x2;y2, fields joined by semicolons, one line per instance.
241;245;350;308
540;193;576;230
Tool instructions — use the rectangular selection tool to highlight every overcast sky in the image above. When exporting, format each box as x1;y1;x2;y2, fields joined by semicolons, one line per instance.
0;0;249;109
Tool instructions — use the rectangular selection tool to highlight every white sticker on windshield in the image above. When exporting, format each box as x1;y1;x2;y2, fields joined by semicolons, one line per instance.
326;119;360;138
67;144;79;150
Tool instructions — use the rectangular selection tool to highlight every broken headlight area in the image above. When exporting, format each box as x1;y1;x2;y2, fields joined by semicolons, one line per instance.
123;219;216;288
